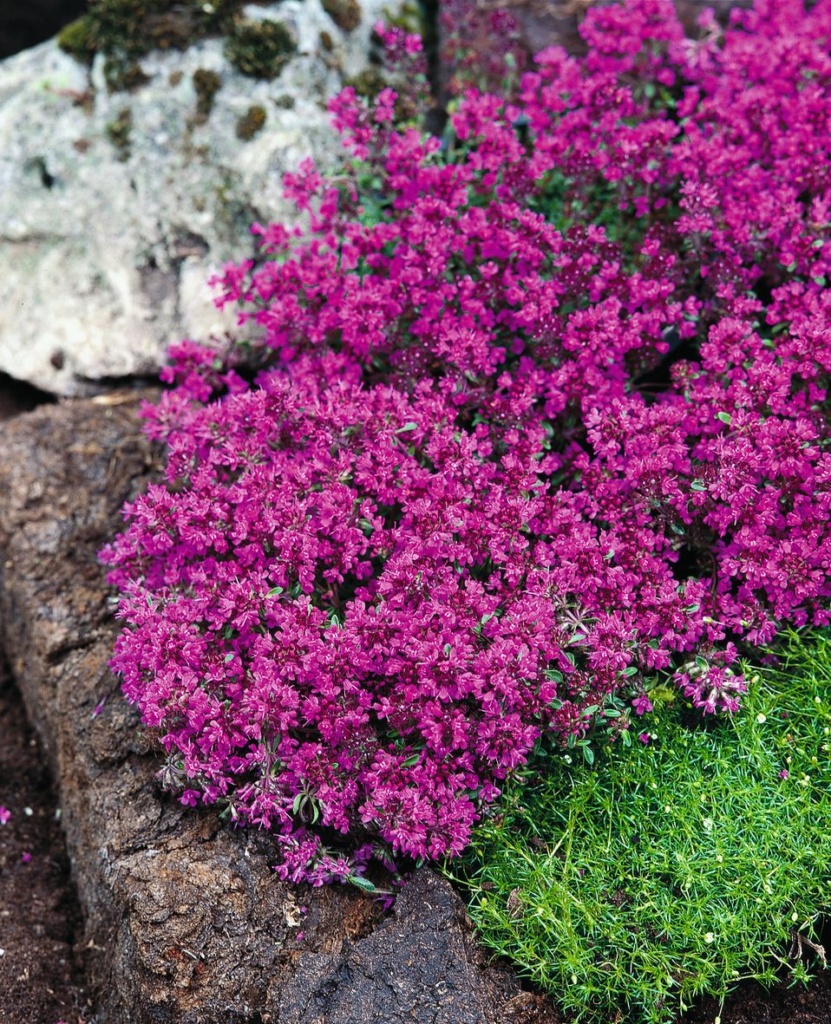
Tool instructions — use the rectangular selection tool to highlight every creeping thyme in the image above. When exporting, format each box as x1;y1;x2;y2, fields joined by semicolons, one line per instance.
103;6;831;886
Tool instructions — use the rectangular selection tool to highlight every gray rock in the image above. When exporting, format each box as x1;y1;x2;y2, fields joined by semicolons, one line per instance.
0;2;388;396
0;396;555;1023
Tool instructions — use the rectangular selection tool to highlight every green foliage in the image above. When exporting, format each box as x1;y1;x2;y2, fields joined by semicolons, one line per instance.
224;19;297;79
448;630;831;1023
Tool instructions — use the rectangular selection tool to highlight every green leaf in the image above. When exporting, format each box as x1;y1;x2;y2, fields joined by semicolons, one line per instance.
396;422;419;433
266;586;284;597
716;411;732;426
348;875;378;893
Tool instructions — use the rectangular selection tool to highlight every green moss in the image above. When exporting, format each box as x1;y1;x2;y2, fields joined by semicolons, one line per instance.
235;104;267;141
225;19;297;79
57;15;98;63
381;1;424;37
449;629;831;1024
105;107;133;160
192;68;222;123
321;0;362;33
344;66;387;102
104;58;151;92
57;1;247;90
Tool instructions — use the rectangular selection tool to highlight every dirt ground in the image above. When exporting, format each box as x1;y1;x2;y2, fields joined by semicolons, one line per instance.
0;661;91;1024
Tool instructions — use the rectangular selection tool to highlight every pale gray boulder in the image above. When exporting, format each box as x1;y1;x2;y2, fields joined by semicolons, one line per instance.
0;1;388;395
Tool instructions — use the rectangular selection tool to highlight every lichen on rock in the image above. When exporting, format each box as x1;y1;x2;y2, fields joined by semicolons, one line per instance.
235;102;266;139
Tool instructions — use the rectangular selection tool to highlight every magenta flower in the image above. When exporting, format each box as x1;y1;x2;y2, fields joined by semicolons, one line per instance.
102;0;831;884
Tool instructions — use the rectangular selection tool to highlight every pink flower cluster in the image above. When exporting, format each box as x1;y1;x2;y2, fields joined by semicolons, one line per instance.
102;0;831;883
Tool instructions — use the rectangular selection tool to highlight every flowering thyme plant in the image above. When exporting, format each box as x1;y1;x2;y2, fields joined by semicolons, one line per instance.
102;1;831;884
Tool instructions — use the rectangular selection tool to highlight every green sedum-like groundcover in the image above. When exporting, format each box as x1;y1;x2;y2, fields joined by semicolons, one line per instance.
447;630;831;1023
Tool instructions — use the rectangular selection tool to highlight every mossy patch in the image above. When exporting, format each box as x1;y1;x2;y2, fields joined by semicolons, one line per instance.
192;68;222;123
57;15;98;64
322;0;362;33
224;19;297;79
235;104;267;141
104;58;151;92
344;66;387;102
57;0;245;90
105;107;133;160
450;629;831;1024
381;1;424;37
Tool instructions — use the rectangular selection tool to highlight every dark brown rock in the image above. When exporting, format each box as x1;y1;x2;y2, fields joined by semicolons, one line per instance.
0;396;551;1023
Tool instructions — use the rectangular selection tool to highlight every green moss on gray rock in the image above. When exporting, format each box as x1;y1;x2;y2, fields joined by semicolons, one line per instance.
224;18;297;79
57;0;246;91
105;107;133;160
192;67;222;122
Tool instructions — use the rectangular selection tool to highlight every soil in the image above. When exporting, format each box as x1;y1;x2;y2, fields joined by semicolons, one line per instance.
0;658;91;1024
